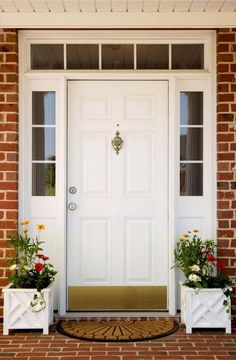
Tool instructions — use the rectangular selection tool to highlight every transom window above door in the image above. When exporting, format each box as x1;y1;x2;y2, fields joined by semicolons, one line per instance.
30;43;204;70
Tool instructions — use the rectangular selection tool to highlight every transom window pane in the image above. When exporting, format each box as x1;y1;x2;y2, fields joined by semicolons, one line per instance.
102;44;134;69
31;44;64;70
180;92;203;125
137;45;169;69
67;44;99;69
32;92;55;125
30;42;206;71
172;44;204;69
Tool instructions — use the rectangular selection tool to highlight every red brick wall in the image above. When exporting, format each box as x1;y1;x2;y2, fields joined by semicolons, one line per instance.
0;29;18;318
217;28;236;287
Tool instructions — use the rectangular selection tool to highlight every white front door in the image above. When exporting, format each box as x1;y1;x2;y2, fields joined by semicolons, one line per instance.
67;80;168;310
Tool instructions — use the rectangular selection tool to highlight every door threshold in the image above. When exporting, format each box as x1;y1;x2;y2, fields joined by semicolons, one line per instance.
55;311;178;320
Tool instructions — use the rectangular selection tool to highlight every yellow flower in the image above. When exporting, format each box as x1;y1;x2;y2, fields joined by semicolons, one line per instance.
183;234;190;238
37;224;45;231
193;229;199;233
179;237;186;241
20;220;30;226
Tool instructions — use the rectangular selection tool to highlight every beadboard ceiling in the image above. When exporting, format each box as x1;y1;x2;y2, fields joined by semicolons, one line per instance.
0;0;236;28
0;0;236;13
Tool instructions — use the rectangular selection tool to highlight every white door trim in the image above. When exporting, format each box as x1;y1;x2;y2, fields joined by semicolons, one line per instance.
18;30;216;316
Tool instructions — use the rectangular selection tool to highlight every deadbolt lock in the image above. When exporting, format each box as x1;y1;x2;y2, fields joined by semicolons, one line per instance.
69;186;77;194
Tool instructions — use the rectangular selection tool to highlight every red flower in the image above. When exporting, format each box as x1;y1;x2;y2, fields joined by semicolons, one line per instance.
216;262;225;271
35;263;44;272
42;256;49;261
207;255;217;262
36;254;44;259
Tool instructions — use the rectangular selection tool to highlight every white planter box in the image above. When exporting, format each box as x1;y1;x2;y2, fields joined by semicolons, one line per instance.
3;283;53;335
180;284;231;334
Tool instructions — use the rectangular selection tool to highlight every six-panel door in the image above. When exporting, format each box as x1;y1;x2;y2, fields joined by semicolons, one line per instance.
67;81;168;310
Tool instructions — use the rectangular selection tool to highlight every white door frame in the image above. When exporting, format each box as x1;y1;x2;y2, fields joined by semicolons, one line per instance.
19;30;216;316
65;75;176;314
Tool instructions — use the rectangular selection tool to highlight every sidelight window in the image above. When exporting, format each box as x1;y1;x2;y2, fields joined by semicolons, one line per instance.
179;92;204;196
32;91;56;196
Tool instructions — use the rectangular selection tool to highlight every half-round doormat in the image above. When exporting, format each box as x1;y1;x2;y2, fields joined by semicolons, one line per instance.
57;319;179;342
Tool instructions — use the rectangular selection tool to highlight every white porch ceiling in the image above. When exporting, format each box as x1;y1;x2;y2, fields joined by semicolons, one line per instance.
0;0;236;28
0;0;236;13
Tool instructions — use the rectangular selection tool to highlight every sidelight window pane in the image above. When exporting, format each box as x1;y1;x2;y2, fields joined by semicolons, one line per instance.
179;90;204;196
180;163;203;196
172;44;204;69
32;163;55;196
137;44;169;69
32;92;55;125
102;44;134;69
32;91;56;196
180;128;203;161
67;44;99;69
180;92;203;125
31;44;64;70
32;128;55;161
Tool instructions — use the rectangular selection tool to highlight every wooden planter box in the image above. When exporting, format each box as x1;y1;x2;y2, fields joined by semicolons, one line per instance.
3;283;53;335
180;284;231;334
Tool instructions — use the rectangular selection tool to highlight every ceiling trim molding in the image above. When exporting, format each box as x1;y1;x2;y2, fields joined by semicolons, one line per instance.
1;12;236;29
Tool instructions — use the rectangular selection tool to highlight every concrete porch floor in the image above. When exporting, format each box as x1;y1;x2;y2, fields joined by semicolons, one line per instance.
0;320;236;360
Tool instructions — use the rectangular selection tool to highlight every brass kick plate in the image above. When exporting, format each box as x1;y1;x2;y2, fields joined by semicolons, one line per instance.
68;286;167;311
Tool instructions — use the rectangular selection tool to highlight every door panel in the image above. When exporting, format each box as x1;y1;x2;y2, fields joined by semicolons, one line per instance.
67;80;168;310
81;218;111;283
81;133;111;196
126;218;154;283
126;134;155;196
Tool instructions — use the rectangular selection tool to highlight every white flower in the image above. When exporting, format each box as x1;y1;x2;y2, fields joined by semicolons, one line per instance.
190;265;200;272
223;286;233;292
188;274;201;282
9;264;17;271
23;265;30;271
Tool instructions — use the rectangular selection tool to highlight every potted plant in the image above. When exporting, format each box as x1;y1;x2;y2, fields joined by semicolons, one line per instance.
3;220;57;335
174;230;235;334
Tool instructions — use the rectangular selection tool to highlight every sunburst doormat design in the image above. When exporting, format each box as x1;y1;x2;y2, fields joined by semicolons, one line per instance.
57;319;179;342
